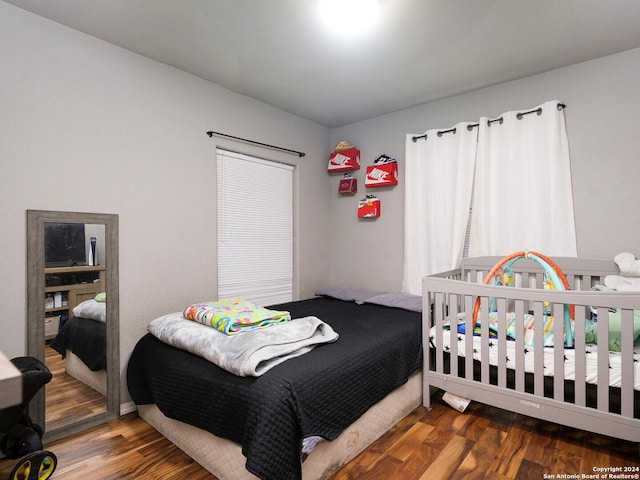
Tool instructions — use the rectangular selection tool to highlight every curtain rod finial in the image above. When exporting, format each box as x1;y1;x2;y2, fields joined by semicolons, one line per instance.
206;131;213;138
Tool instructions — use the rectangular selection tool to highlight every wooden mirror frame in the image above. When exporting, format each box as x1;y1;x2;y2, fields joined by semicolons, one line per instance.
26;210;120;442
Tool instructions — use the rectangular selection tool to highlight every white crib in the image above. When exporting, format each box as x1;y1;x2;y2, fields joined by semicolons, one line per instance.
423;256;640;442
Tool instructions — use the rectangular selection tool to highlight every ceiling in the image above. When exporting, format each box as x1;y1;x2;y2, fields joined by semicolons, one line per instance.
5;0;640;128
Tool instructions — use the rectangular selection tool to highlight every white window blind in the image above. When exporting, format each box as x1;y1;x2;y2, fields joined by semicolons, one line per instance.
217;150;294;306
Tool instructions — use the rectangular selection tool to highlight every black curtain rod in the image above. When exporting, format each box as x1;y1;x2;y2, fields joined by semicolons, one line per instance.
411;103;566;142
206;131;306;157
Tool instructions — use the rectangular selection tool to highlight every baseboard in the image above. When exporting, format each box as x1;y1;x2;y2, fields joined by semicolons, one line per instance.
120;401;137;415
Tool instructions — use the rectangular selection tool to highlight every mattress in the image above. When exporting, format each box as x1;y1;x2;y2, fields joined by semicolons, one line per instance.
429;324;640;389
138;371;422;480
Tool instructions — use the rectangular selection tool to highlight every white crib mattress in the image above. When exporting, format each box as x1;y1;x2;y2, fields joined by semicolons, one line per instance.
429;324;640;389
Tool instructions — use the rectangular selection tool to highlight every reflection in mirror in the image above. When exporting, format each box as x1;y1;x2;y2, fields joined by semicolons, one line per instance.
44;223;107;431
27;210;119;443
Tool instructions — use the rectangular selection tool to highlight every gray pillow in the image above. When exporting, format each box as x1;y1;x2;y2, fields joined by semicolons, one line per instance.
72;299;106;322
314;286;386;304
363;293;423;312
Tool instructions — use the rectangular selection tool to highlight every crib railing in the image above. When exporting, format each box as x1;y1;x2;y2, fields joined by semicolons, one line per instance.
460;256;618;289
423;260;640;442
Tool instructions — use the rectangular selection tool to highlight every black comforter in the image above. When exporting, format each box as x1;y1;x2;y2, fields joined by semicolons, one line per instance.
50;316;106;371
127;297;422;480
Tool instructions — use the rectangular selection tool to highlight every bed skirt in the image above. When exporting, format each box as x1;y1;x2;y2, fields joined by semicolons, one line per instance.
138;370;422;480
65;350;106;395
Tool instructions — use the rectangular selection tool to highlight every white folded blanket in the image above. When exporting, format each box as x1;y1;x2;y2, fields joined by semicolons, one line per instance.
603;252;640;291
615;252;640;277
604;275;640;292
148;312;339;377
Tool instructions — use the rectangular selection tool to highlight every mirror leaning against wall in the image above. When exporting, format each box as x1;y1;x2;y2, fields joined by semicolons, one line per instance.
26;210;119;443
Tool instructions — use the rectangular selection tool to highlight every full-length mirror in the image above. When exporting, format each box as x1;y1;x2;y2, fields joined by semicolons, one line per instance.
27;210;119;442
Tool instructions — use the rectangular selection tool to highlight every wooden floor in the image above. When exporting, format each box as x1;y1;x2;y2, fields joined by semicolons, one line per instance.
45;344;106;431
8;391;636;480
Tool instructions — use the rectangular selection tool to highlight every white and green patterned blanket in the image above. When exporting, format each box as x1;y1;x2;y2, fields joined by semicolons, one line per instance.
183;298;291;335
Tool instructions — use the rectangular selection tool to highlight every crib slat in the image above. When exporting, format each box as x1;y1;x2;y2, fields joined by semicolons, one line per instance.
496;297;507;388
596;307;610;414
535;272;543;289
620;309;634;418
434;292;444;375
449;294;459;378
573;305;587;408
532;272;543;313
533;301;544;397
583;275;593;289
514;300;525;393
464;295;473;381
480;296;490;384
553;303;565;402
469;269;479;283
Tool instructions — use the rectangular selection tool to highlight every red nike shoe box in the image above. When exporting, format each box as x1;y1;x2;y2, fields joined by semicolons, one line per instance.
365;162;398;187
328;148;360;173
357;197;381;218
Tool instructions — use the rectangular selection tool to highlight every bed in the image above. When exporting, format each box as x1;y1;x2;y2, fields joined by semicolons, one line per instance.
50;297;107;395
423;255;640;442
127;291;423;480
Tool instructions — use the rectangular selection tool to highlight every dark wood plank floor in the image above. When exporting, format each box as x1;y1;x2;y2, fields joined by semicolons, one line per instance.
8;391;636;480
45;344;107;430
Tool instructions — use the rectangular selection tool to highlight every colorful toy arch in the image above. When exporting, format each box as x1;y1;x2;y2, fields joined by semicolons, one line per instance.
471;250;575;347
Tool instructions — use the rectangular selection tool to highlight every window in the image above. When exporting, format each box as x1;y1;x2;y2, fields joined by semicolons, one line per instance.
217;150;294;305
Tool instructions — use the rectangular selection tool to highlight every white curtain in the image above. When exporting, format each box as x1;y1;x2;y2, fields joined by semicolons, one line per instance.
468;100;577;257
402;122;478;294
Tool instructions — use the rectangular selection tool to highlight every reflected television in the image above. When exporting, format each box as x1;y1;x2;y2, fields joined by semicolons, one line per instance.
44;223;86;267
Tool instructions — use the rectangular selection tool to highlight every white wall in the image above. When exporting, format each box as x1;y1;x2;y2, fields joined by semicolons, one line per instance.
4;1;640;409
0;3;331;402
328;48;640;292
